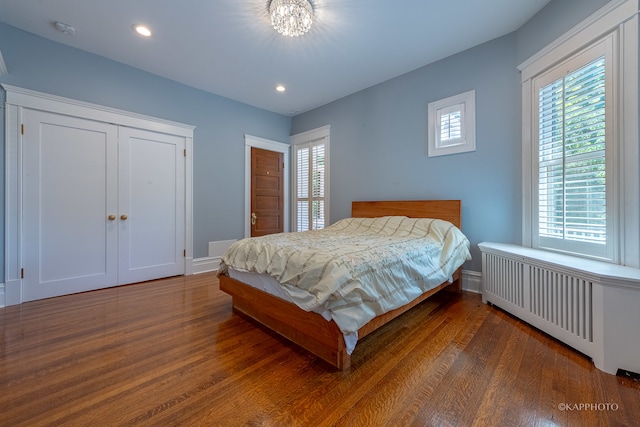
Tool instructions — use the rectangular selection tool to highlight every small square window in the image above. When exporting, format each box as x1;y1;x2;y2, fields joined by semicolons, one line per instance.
427;90;475;157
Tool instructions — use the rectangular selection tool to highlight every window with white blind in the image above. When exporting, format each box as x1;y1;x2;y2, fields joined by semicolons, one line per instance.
521;0;639;266
439;106;463;146
535;51;608;257
427;90;475;157
291;126;330;231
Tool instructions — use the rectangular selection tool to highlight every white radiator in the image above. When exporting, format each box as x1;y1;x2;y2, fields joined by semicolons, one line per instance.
479;242;640;375
481;247;594;357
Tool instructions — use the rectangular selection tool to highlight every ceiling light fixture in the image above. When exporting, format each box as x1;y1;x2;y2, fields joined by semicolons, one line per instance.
276;84;286;92
269;0;313;37
132;24;152;37
54;21;76;36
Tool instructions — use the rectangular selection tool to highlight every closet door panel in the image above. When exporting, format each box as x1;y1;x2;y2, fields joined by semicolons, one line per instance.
22;110;118;301
118;127;185;284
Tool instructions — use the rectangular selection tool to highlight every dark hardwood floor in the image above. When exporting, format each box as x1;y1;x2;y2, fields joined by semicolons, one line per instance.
1;272;638;426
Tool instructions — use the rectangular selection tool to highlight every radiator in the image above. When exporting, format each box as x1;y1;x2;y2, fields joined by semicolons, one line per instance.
479;243;596;363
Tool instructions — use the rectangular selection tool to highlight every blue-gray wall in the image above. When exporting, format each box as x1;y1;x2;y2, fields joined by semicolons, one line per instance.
516;0;612;65
0;0;613;278
0;22;292;277
291;35;521;272
291;0;611;272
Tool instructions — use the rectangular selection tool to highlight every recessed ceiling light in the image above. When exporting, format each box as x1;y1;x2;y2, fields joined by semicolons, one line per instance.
132;24;152;37
276;85;286;92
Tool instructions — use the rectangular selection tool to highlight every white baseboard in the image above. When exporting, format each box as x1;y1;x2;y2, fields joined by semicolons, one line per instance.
192;239;238;274
462;269;482;294
4;279;21;306
192;257;220;274
0;283;5;308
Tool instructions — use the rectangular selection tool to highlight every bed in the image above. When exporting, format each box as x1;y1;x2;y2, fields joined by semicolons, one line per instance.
218;200;470;370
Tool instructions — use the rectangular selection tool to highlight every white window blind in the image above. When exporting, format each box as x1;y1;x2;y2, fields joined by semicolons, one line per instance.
438;105;463;146
295;138;327;231
538;56;606;245
532;37;614;260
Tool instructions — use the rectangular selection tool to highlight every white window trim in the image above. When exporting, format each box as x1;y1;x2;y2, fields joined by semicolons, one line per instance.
427;90;476;157
0;50;8;76
291;125;330;231
519;0;639;267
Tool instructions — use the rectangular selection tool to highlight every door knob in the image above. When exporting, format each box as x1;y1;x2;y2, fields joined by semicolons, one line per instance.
120;214;128;221
251;212;257;225
108;214;116;221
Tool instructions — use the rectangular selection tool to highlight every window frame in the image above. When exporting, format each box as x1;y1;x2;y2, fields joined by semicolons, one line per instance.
519;0;639;266
532;37;614;260
427;90;476;157
291;125;330;231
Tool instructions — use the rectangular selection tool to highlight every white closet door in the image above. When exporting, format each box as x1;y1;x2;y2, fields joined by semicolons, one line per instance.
117;127;185;284
22;110;119;301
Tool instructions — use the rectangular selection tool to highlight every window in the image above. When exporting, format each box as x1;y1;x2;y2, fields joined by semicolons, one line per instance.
535;45;610;259
438;106;463;145
427;90;475;157
520;0;638;265
291;126;330;231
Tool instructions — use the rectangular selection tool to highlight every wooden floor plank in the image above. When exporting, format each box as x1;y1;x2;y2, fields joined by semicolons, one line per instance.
1;272;638;426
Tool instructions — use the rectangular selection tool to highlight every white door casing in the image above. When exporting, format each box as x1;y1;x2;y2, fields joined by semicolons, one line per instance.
244;134;290;238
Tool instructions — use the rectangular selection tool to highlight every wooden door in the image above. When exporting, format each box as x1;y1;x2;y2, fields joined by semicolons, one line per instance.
251;147;284;237
117;127;185;284
22;110;119;301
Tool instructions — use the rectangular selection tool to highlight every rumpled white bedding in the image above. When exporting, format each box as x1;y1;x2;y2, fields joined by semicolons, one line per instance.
219;216;471;353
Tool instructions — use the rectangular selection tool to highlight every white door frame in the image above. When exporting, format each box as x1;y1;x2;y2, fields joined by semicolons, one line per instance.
244;134;290;238
2;84;195;306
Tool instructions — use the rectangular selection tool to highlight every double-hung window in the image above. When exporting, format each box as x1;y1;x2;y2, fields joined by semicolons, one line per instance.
534;40;611;259
291;126;330;231
520;0;639;265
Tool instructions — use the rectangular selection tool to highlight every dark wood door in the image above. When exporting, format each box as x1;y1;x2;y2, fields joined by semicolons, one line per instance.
251;147;284;237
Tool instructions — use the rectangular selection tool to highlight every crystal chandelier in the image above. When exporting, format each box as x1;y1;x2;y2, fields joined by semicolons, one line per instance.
269;0;314;37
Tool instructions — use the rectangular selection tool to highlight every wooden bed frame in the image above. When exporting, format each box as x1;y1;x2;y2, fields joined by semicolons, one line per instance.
219;200;463;370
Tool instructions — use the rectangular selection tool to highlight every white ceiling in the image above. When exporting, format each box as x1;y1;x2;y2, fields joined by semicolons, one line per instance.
0;0;551;116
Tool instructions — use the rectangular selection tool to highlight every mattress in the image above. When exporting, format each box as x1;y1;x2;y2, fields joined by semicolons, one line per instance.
226;266;359;353
220;216;471;353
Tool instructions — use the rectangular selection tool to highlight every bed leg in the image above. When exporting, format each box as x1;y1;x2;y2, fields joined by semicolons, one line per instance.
449;268;463;294
336;350;351;371
453;277;463;294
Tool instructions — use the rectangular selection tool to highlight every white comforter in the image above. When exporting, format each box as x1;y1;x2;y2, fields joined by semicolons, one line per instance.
220;216;471;340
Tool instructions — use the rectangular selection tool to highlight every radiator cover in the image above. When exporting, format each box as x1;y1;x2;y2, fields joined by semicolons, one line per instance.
479;242;640;375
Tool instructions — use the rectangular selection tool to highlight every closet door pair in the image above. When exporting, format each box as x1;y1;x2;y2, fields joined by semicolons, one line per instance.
21;109;185;301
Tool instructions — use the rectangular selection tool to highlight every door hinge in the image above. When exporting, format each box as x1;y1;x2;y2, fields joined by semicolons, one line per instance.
183;249;186;257
184;148;186;157
21;268;24;279
21;124;25;135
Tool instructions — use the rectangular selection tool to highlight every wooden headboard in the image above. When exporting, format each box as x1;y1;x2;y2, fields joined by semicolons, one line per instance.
351;200;462;229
